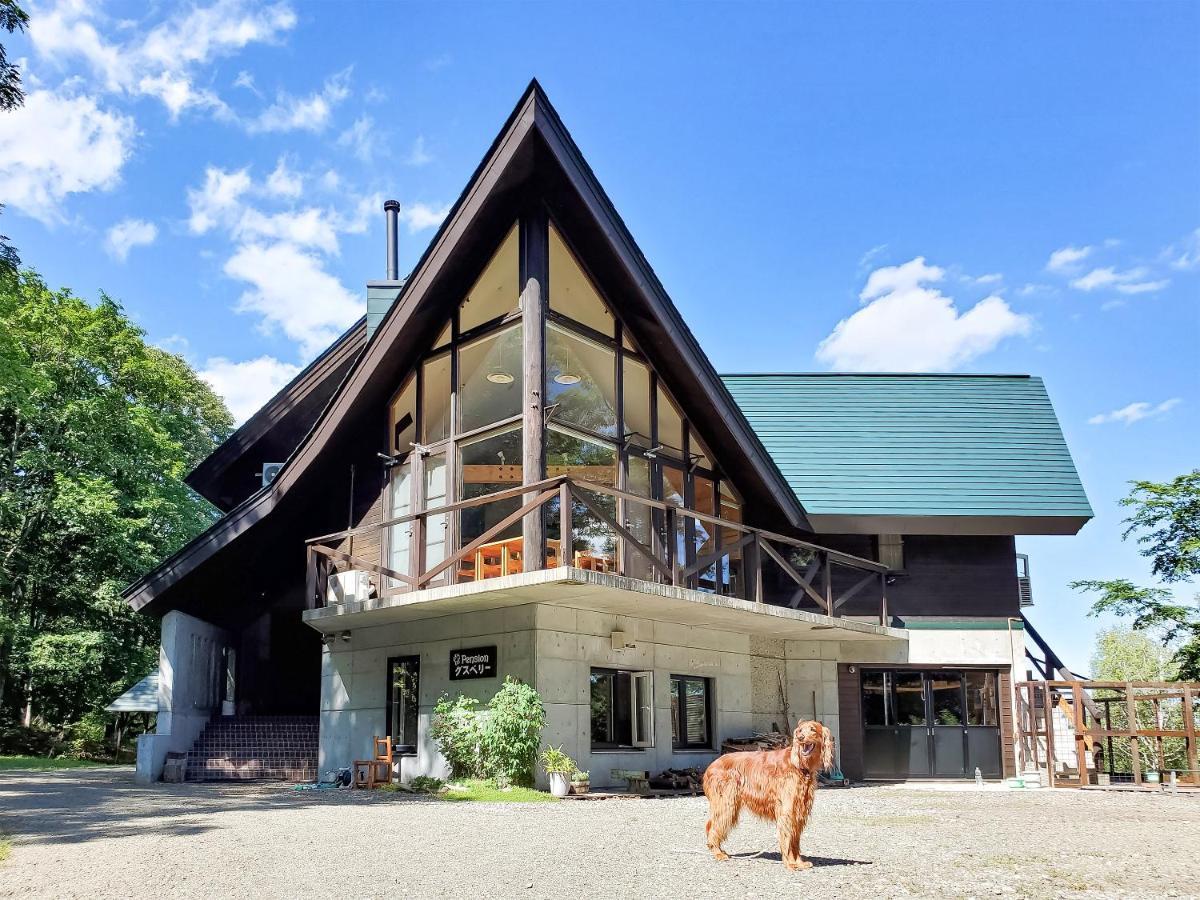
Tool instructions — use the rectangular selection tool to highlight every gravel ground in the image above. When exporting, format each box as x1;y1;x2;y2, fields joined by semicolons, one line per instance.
1;768;1197;899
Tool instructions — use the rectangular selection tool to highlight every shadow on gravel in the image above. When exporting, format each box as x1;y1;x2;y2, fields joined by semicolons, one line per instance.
728;851;872;868
0;768;409;848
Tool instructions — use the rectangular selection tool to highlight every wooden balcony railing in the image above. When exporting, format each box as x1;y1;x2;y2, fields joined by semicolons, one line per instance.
305;475;891;626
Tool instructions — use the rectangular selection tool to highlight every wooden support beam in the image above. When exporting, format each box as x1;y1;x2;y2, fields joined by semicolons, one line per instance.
521;209;548;571
310;545;414;588
759;539;827;612
559;480;572;568
1184;685;1199;785
1126;683;1141;785
834;571;878;611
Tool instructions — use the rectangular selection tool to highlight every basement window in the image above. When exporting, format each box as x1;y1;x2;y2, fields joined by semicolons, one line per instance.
590;668;654;750
670;675;712;750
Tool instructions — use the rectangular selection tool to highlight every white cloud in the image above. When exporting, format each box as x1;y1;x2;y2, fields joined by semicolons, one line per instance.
0;89;135;223
1070;266;1168;295
234;207;339;253
233;70;258;93
404;135;432;166
187;166;253;234
105;218;158;261
1046;245;1092;273
1162;227;1200;271
30;0;296;119
973;272;1003;285
400;201;450;233
199;355;301;424
1088;398;1181;426
265;158;302;198
857;243;888;271
247;68;351;134
815;256;1033;372
224;242;362;357
337;116;379;162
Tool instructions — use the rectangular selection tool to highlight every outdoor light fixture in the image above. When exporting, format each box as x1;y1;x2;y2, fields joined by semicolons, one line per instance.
486;371;514;385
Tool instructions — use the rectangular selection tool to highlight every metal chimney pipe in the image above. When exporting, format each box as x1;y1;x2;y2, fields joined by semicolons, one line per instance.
383;199;400;280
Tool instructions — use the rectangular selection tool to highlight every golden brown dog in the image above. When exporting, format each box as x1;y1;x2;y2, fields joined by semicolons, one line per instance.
703;719;834;870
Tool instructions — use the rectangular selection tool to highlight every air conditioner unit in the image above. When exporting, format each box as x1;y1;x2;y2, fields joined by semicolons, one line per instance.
327;570;372;606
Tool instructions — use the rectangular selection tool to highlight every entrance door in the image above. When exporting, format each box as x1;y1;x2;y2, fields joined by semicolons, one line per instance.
862;669;1002;779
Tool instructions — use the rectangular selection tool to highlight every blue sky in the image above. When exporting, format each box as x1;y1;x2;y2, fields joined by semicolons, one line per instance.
2;1;1197;669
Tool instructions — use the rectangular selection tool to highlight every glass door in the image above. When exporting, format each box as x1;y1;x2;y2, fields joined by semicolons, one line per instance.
929;672;967;777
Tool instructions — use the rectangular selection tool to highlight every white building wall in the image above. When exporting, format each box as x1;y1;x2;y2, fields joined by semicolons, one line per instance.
135;610;230;783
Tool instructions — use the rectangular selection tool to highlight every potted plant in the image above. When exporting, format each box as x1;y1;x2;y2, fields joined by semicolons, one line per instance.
540;745;576;798
570;770;590;795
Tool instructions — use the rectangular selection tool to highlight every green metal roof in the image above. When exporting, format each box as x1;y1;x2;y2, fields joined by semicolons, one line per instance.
721;373;1092;532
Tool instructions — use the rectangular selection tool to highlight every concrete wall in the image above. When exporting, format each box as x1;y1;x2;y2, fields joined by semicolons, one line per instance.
319;603;848;790
319;606;536;781
136;610;231;783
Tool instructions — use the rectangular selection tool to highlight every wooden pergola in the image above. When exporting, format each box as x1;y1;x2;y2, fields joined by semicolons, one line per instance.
1016;679;1200;789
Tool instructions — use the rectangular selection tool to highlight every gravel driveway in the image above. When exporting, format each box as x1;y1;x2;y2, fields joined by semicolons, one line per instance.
1;768;1197;899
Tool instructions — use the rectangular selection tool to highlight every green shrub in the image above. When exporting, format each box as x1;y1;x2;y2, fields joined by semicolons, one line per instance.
430;694;486;779
482;678;546;787
430;678;547;787
0;722;60;757
65;711;109;759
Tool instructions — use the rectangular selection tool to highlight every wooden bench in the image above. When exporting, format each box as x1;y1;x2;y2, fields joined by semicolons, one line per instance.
611;768;650;794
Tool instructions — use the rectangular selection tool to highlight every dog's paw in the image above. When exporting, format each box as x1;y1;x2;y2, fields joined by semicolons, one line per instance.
712;851;730;862
785;859;814;871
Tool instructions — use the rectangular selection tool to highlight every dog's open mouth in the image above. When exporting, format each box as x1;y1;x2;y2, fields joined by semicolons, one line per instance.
800;742;816;755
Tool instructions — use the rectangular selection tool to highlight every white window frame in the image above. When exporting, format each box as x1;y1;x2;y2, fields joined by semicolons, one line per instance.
630;670;655;748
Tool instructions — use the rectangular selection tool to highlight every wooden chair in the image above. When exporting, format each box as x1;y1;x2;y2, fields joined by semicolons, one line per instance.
352;736;393;788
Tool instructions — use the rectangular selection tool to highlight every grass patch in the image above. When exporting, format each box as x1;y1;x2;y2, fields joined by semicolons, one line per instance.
0;838;9;864
0;756;115;772
442;779;557;803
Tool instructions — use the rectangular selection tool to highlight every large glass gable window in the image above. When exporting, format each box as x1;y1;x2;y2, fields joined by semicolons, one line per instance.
461;224;519;333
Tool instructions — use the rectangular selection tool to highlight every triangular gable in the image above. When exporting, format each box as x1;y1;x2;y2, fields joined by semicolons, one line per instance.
125;80;809;612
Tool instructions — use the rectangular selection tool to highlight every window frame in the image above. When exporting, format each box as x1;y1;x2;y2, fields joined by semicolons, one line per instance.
670;673;714;750
385;655;421;756
589;666;655;751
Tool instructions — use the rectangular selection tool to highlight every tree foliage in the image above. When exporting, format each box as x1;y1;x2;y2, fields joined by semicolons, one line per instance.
0;269;233;728
1073;470;1200;681
0;1;29;277
430;678;547;787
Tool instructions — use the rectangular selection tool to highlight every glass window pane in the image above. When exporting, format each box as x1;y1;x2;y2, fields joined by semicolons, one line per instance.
590;671;615;744
656;385;684;458
693;475;717;591
685;678;708;745
460;223;519;333
862;671;888;726
390;658;420;750
622;356;651;445
387;459;414;587
432;320;451;350
965;671;999;726
893;671;927;725
547;324;617;438
423;452;448;579
422;354;451;444
390;376;416;456
624;455;654;581
546;427;616;570
458;325;522;433
689;425;713;471
458;426;523;581
662;464;687;567
550;224;613;336
930;675;963;725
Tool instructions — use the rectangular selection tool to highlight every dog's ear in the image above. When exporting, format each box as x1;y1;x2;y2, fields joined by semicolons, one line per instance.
821;724;835;772
789;723;804;769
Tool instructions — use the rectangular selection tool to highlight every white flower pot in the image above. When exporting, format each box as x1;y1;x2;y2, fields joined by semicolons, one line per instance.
549;772;570;798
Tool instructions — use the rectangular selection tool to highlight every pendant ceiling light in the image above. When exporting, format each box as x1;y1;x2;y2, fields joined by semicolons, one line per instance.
554;341;582;385
486;335;515;384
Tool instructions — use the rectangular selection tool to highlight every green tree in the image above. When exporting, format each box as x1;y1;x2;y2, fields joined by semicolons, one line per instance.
1073;470;1200;681
1090;626;1178;682
0;269;233;729
0;0;29;276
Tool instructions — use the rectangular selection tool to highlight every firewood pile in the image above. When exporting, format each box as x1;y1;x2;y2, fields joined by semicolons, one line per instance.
648;767;704;792
720;731;789;754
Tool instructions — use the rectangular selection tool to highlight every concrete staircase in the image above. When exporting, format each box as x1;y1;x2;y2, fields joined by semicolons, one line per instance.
185;716;318;782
